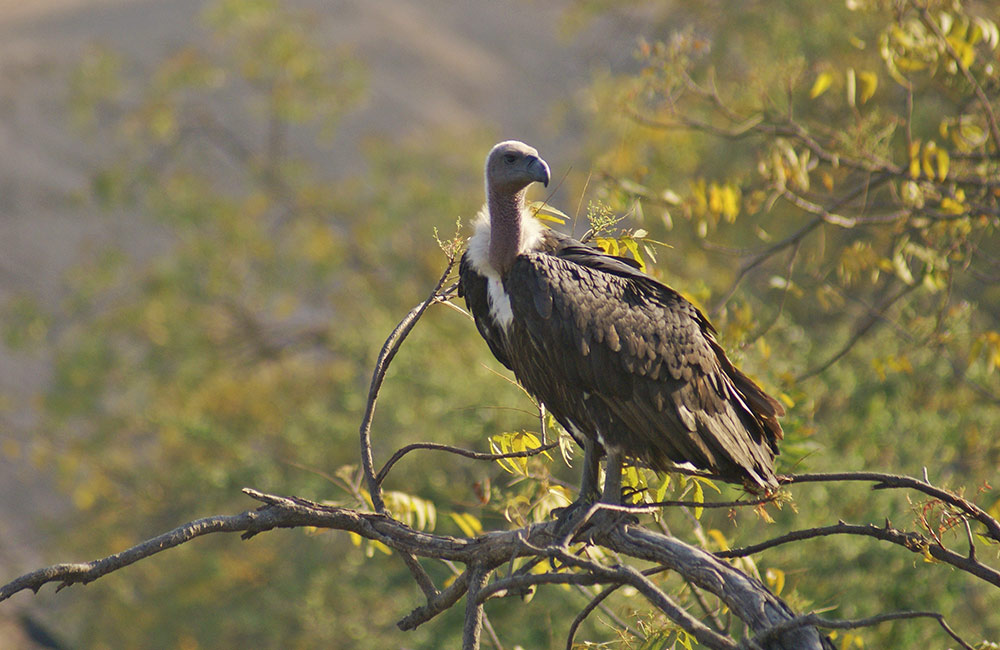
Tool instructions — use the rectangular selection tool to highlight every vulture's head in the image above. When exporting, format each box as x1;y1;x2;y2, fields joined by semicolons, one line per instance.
485;140;550;195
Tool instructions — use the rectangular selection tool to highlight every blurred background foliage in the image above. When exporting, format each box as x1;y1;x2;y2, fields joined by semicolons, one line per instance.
3;0;1000;647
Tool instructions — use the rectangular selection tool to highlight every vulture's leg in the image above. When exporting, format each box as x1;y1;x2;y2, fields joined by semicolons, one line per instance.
565;448;633;537
600;448;624;505
553;436;601;533
577;436;601;502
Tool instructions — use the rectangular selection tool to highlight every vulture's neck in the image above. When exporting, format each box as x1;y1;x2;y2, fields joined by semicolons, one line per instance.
487;186;526;276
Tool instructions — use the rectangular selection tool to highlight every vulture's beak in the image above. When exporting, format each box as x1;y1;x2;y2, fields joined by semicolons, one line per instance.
526;155;550;187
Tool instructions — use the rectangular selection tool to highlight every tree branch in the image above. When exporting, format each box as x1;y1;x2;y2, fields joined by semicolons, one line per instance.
359;260;457;513
376;441;558;487
716;521;1000;589
0;487;831;649
783;471;1000;542
744;609;974;650
916;3;1000;151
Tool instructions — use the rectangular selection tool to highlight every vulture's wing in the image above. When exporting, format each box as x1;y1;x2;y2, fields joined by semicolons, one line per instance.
504;245;781;486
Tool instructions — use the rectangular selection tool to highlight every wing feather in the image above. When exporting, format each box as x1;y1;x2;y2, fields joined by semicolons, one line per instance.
504;248;780;487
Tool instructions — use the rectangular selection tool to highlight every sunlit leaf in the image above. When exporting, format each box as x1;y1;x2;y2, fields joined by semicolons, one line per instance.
765;567;786;595
810;71;834;98
449;512;483;537
858;70;878;103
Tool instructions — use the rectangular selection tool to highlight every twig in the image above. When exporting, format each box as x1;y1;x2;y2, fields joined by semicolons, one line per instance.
917;4;1000;151
522;542;738;650
359;260;457;513
397;570;470;631
715;521;1000;588
783;471;1000;542
571;583;645;641
744;610;974;650
686;578;728;635
481;611;504;650
376;441;557;487
796;282;918;381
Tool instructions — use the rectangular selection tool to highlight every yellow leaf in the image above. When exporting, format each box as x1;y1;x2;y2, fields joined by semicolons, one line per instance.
935;148;949;181
528;201;569;224
921;141;937;179
595;237;619;256
708;182;723;214
449;512;483;537
947;36;976;68
765;567;786;596
707;528;730;551
821;171;834;192
692;480;704;520
940;197;965;214
846;67;856;107
655;475;671;502
721;184;740;222
810;71;834;98
908;140;922;178
858;70;878;103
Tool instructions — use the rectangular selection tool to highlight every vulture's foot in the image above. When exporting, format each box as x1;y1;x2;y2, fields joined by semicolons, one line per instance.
552;499;636;541
551;496;594;537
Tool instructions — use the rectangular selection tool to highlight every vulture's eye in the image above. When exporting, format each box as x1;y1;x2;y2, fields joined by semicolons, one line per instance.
503;154;517;164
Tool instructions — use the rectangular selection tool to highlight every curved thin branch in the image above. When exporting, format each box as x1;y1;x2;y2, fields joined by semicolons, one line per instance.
783;471;1000;542
565;566;670;650
744;610;974;650
796;281;919;381
715;521;1000;588
529;543;737;650
916;4;1000;151
397;570;469;631
376;441;558;487
359;260;457;513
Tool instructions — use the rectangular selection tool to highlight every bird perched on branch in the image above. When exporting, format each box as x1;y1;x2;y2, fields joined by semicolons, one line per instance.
458;140;783;511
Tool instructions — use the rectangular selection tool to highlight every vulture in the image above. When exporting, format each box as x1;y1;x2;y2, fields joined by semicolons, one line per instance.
458;141;783;508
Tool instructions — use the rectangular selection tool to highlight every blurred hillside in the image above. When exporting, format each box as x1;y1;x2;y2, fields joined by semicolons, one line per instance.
0;1;645;645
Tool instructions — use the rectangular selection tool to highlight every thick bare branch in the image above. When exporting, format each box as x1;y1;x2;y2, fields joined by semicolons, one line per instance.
1;487;831;649
610;526;831;650
463;565;492;650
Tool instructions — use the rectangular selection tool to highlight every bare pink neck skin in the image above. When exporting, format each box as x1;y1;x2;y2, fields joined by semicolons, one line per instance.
487;185;526;276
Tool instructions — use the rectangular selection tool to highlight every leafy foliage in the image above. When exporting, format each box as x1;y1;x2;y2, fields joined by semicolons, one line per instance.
3;0;1000;648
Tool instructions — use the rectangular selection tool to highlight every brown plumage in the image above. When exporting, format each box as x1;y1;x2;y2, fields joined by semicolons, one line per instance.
459;141;783;504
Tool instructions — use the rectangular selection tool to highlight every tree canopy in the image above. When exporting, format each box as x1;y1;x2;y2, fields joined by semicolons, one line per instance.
2;0;1000;648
